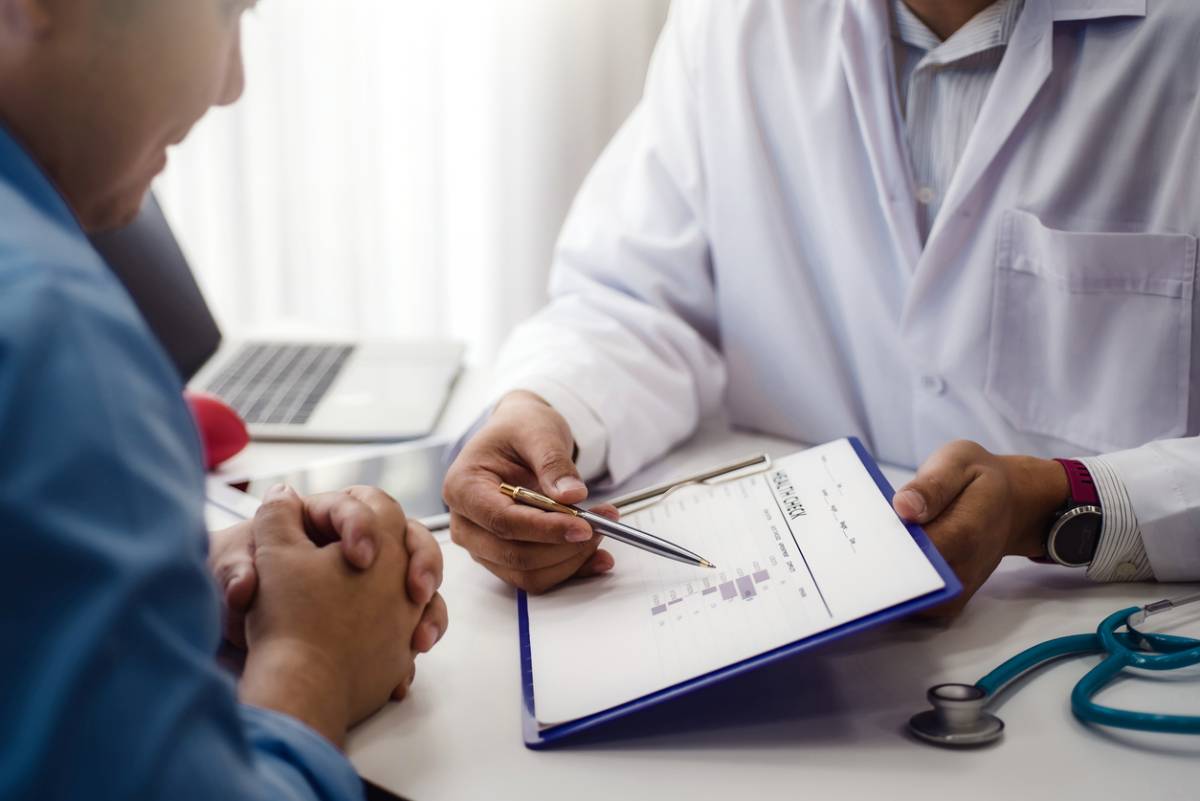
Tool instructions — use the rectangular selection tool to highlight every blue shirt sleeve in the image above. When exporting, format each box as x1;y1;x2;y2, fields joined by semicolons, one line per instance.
0;260;363;801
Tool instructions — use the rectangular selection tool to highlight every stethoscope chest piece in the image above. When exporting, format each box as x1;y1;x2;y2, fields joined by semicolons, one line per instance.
908;683;1004;747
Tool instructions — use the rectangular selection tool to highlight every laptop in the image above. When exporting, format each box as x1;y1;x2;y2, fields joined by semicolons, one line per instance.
90;193;463;442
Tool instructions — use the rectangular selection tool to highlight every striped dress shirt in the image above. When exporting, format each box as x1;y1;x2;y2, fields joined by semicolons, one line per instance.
891;0;1025;242
890;0;1151;581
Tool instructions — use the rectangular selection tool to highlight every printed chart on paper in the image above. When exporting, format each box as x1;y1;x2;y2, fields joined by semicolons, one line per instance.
526;439;945;726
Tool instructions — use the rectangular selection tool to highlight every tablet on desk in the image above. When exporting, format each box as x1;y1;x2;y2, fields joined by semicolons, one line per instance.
519;437;961;747
233;440;451;522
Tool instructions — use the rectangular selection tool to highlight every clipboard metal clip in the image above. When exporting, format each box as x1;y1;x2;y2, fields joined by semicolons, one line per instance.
606;454;773;515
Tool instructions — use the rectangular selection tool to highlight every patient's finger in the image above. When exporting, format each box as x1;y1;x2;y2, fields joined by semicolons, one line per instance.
219;564;256;649
301;490;381;568
411;592;449;653
404;520;443;605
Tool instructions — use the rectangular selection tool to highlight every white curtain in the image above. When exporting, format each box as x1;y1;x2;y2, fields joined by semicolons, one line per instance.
155;0;669;362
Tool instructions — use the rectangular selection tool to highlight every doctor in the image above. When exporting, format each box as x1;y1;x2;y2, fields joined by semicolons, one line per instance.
444;0;1200;608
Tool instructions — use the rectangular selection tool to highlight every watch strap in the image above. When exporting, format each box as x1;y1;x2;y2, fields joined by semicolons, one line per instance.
1031;458;1102;566
1054;458;1099;507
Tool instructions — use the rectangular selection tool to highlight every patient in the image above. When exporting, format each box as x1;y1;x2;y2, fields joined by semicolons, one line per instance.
0;2;445;799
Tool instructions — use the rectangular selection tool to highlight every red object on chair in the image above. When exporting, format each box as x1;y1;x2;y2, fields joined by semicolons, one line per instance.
184;390;249;471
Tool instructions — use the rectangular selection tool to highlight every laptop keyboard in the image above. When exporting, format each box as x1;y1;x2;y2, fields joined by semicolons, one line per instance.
203;343;355;426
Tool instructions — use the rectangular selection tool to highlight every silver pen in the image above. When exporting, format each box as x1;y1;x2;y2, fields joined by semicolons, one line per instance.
499;483;716;569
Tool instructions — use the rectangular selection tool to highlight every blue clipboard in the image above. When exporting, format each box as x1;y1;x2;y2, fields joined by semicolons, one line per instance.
517;437;962;748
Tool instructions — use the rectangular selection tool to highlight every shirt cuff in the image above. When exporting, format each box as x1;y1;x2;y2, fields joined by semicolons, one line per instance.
516;377;610;482
1077;456;1155;583
239;704;364;801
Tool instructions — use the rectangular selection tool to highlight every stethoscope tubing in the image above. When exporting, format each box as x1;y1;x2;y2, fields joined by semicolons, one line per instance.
1069;608;1200;734
916;601;1200;745
975;633;1099;696
972;606;1200;735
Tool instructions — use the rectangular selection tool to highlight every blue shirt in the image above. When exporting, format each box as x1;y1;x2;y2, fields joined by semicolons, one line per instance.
0;126;363;801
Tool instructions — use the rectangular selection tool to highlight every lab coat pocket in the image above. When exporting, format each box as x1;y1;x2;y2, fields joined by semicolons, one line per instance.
985;209;1196;452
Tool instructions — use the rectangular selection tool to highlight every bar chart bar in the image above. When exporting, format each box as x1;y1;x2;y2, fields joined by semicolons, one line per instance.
668;598;682;606
736;575;756;599
702;586;718;596
752;570;770;584
651;604;667;616
719;581;737;600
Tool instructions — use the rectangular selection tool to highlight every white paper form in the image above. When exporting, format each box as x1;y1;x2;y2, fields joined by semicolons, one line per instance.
526;439;946;726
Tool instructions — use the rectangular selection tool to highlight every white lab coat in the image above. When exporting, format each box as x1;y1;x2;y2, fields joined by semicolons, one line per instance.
492;0;1200;580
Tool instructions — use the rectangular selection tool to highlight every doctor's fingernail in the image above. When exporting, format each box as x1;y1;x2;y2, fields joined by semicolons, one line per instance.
554;477;586;495
590;551;614;573
896;489;926;519
565;526;592;543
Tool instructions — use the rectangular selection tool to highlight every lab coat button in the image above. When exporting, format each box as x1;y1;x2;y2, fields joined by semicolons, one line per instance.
916;186;936;205
920;374;946;396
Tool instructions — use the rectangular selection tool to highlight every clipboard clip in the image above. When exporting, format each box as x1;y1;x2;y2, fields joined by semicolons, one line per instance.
606;454;773;514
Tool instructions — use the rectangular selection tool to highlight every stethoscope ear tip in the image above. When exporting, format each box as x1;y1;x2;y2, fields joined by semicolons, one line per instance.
908;683;1005;747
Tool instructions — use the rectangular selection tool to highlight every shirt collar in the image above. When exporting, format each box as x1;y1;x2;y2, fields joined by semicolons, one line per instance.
1050;0;1145;22
0;121;81;233
885;0;1147;37
891;0;1025;61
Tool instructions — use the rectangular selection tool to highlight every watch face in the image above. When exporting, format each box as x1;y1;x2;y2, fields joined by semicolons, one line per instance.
1050;508;1103;567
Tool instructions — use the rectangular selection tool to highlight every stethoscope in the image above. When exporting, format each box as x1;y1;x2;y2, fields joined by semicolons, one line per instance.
909;592;1200;747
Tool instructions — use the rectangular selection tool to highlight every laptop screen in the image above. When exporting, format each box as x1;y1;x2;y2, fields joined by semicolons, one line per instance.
89;193;222;382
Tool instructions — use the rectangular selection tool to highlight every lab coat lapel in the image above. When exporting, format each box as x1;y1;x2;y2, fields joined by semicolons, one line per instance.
926;0;1054;244
838;0;922;273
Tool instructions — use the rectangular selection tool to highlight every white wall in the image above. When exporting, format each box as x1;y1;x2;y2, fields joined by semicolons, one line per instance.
155;0;669;362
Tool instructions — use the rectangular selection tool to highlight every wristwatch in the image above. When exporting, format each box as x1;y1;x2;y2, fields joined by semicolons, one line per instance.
1040;458;1103;568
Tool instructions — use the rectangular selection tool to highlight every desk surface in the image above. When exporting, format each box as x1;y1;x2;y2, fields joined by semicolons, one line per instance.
218;383;1200;801
342;426;1198;801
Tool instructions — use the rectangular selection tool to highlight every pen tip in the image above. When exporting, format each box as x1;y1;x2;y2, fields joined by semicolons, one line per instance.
702;560;716;569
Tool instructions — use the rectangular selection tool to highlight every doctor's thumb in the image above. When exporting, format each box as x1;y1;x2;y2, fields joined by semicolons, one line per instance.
893;487;929;523
894;442;982;524
894;471;971;525
520;432;587;504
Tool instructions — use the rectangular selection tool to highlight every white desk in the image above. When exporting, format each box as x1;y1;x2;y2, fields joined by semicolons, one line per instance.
218;381;1200;801
338;425;1198;801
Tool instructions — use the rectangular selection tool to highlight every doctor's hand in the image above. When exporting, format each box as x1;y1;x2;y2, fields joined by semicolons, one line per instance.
208;486;447;653
443;390;616;594
893;440;1069;617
